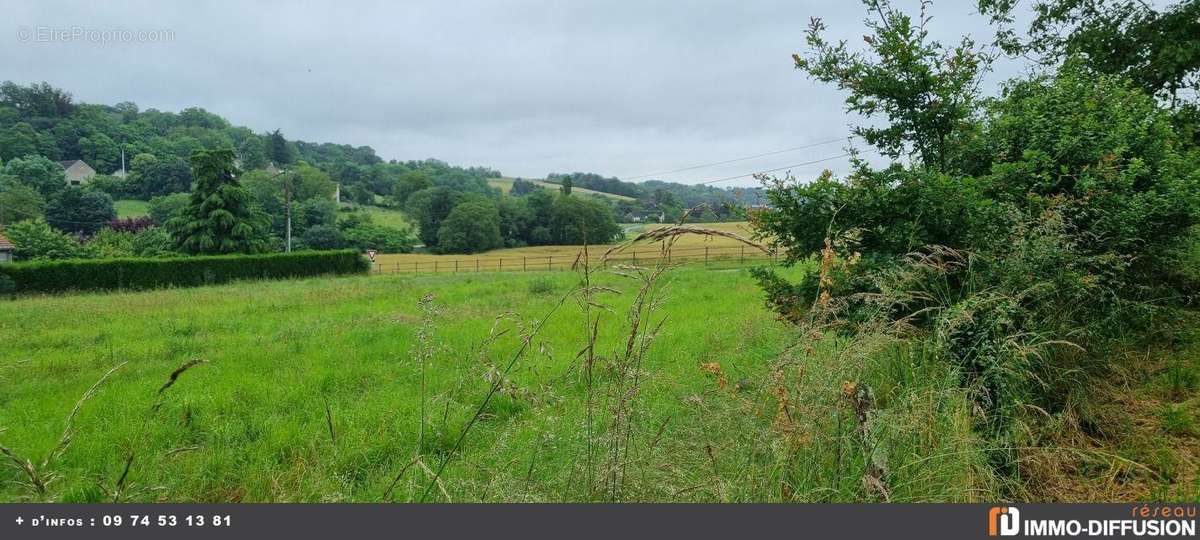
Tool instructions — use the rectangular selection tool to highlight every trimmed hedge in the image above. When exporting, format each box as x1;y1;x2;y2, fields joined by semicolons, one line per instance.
0;250;370;294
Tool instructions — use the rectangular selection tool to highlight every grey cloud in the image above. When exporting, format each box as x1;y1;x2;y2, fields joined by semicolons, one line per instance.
3;0;1026;186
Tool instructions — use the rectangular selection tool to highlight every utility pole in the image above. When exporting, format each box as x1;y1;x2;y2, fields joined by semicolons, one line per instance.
284;171;293;253
269;168;293;252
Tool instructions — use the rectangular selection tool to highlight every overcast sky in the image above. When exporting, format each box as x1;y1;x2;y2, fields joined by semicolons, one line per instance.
4;0;1032;186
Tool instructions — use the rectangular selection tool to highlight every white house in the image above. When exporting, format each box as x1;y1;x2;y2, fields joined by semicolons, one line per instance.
0;232;13;263
58;160;97;186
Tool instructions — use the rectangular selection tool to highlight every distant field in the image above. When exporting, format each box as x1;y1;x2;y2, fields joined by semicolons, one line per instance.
374;221;769;272
488;177;636;202
352;205;412;230
114;199;150;218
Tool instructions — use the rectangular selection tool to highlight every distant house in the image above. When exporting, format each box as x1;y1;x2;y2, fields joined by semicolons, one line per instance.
0;232;13;263
59;160;97;186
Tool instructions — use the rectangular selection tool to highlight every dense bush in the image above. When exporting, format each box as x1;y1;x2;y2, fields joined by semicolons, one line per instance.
0;249;368;294
5;218;85;260
754;57;1200;475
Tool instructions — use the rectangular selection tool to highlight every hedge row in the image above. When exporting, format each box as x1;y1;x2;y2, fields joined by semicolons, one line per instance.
0;250;370;294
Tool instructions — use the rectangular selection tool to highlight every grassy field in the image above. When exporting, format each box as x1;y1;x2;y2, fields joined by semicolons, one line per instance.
375;221;766;271
352;205;413;230
114;199;151;218
0;260;1009;502
487;177;636;202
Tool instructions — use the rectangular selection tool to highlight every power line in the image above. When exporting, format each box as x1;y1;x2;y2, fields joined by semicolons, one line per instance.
694;151;858;185
622;136;849;180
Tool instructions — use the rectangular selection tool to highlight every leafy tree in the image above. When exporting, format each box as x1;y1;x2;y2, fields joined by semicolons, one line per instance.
299;224;347;250
84;174;132;199
129;227;176;257
794;0;989;171
4;218;84;260
510;177;542;196
549;195;622;245
45;187;116;235
266;129;297;166
2;154;65;197
0;123;40;161
497;196;535;247
391;171;433;205
405;186;465;247
148;192;191;225
167;149;269;254
79;132;119;173
436;200;503;253
559;177;573;196
237;135;269;170
979;0;1200;106
129;153;193;198
0;81;75;119
86;229;135;258
287;163;337;201
0;178;46;225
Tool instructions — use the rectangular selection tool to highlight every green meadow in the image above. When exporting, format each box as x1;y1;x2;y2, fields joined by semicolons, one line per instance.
1;262;1195;502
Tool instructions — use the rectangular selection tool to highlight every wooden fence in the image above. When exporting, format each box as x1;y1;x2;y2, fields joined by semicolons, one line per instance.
369;245;779;274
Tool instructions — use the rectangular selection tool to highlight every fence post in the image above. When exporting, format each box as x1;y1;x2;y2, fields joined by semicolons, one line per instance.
414;261;418;273
435;261;439;273
476;259;480;272
705;246;709;266
523;257;527;272
548;256;552;271
633;250;637;265
740;245;745;264
499;258;503;271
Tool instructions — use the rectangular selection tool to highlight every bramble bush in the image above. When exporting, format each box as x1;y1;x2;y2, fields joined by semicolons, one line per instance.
754;59;1200;474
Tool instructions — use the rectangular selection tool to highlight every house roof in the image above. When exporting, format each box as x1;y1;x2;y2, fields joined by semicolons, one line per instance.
0;232;13;250
59;159;92;170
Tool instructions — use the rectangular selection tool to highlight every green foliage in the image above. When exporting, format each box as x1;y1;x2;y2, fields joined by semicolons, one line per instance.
45;187;116;235
84;174;132;199
0;250;368;294
979;0;1200;105
337;214;414;253
0;178;46;225
167;149;269;255
2;155;65;197
4;218;85;260
436;200;503;254
548;194;622;245
147;192;190;225
299;224;347;250
406;186;465;247
794;0;989;171
266;129;297;166
390;171;433;206
128;153;192;198
128;227;177;258
86;229;135;258
758;0;1200;482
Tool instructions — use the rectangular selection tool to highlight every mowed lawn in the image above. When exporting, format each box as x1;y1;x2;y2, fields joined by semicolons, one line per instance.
0;265;805;502
375;221;768;272
114;199;151;218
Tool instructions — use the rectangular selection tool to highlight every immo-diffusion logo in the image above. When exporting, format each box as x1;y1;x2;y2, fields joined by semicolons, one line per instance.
987;506;1197;537
989;506;1020;536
